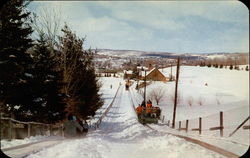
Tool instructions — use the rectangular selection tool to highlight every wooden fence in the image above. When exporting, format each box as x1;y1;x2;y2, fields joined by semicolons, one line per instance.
165;111;250;137
0;114;63;140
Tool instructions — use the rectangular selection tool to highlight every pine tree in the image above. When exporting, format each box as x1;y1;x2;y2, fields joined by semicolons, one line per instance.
29;33;66;123
0;0;34;119
59;25;103;119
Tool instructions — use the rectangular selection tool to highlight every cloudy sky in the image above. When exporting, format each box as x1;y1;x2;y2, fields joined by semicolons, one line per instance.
28;1;249;54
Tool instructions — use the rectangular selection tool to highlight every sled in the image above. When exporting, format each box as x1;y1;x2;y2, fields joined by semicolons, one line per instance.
137;107;161;124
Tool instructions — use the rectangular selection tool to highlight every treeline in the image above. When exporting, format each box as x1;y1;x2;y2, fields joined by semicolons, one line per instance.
199;61;249;71
0;0;103;123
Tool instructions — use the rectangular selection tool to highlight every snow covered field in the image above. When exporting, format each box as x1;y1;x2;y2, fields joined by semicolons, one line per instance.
133;65;249;121
2;66;249;158
130;66;249;156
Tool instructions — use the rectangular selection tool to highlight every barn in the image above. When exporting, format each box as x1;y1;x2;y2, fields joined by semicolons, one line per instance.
141;68;169;82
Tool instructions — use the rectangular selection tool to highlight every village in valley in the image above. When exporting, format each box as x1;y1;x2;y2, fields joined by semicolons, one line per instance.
1;1;249;158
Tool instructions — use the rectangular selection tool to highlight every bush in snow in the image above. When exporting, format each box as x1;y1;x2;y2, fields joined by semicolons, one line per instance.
234;65;239;70
187;96;194;106
246;66;249;71
197;96;205;106
216;96;221;105
170;91;182;106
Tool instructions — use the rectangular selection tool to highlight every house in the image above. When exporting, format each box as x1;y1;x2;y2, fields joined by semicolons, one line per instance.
140;68;169;82
123;70;133;79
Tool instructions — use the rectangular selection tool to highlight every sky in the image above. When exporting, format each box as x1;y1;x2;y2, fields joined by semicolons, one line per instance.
27;1;249;54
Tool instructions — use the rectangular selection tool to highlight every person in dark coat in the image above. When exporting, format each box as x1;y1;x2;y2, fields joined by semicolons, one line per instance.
141;100;146;107
82;120;89;133
64;114;83;138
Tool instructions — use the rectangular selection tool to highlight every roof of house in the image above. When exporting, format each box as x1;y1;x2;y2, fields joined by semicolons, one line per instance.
123;70;133;74
141;68;167;78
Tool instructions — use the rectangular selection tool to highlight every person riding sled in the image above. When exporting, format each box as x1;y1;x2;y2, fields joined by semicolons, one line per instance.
64;114;83;138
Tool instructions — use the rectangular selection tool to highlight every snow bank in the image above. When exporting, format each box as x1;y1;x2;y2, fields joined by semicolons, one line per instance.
1;135;49;149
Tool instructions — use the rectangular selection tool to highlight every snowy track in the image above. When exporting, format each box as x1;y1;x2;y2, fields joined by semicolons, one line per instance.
15;85;232;158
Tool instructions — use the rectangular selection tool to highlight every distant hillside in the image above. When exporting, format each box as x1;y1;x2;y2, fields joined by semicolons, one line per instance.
95;49;248;60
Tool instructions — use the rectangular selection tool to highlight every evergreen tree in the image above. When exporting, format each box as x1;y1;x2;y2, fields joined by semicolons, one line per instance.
0;0;34;119
29;33;66;123
59;25;103;119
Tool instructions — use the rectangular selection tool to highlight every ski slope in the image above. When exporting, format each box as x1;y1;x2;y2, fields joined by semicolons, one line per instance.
24;85;225;158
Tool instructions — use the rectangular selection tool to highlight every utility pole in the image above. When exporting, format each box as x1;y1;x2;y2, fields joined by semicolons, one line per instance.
170;63;172;81
144;69;146;103
172;57;180;128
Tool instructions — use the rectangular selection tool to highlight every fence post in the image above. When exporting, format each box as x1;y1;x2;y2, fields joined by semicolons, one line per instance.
61;124;64;137
186;120;189;132
179;121;181;131
8;119;12;140
199;117;202;135
220;111;223;137
49;125;52;136
162;115;165;123
0;113;3;140
27;123;31;137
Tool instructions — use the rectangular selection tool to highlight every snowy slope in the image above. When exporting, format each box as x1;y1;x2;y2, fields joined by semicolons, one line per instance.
3;66;248;158
89;77;123;125
26;86;225;158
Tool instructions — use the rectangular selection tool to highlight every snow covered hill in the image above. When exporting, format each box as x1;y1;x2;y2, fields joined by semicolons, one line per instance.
2;66;249;158
26;85;226;158
96;49;248;61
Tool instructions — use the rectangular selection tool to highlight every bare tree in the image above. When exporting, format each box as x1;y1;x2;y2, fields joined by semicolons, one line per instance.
148;87;166;105
32;5;62;49
216;96;221;105
187;96;194;106
170;92;182;105
197;96;205;106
